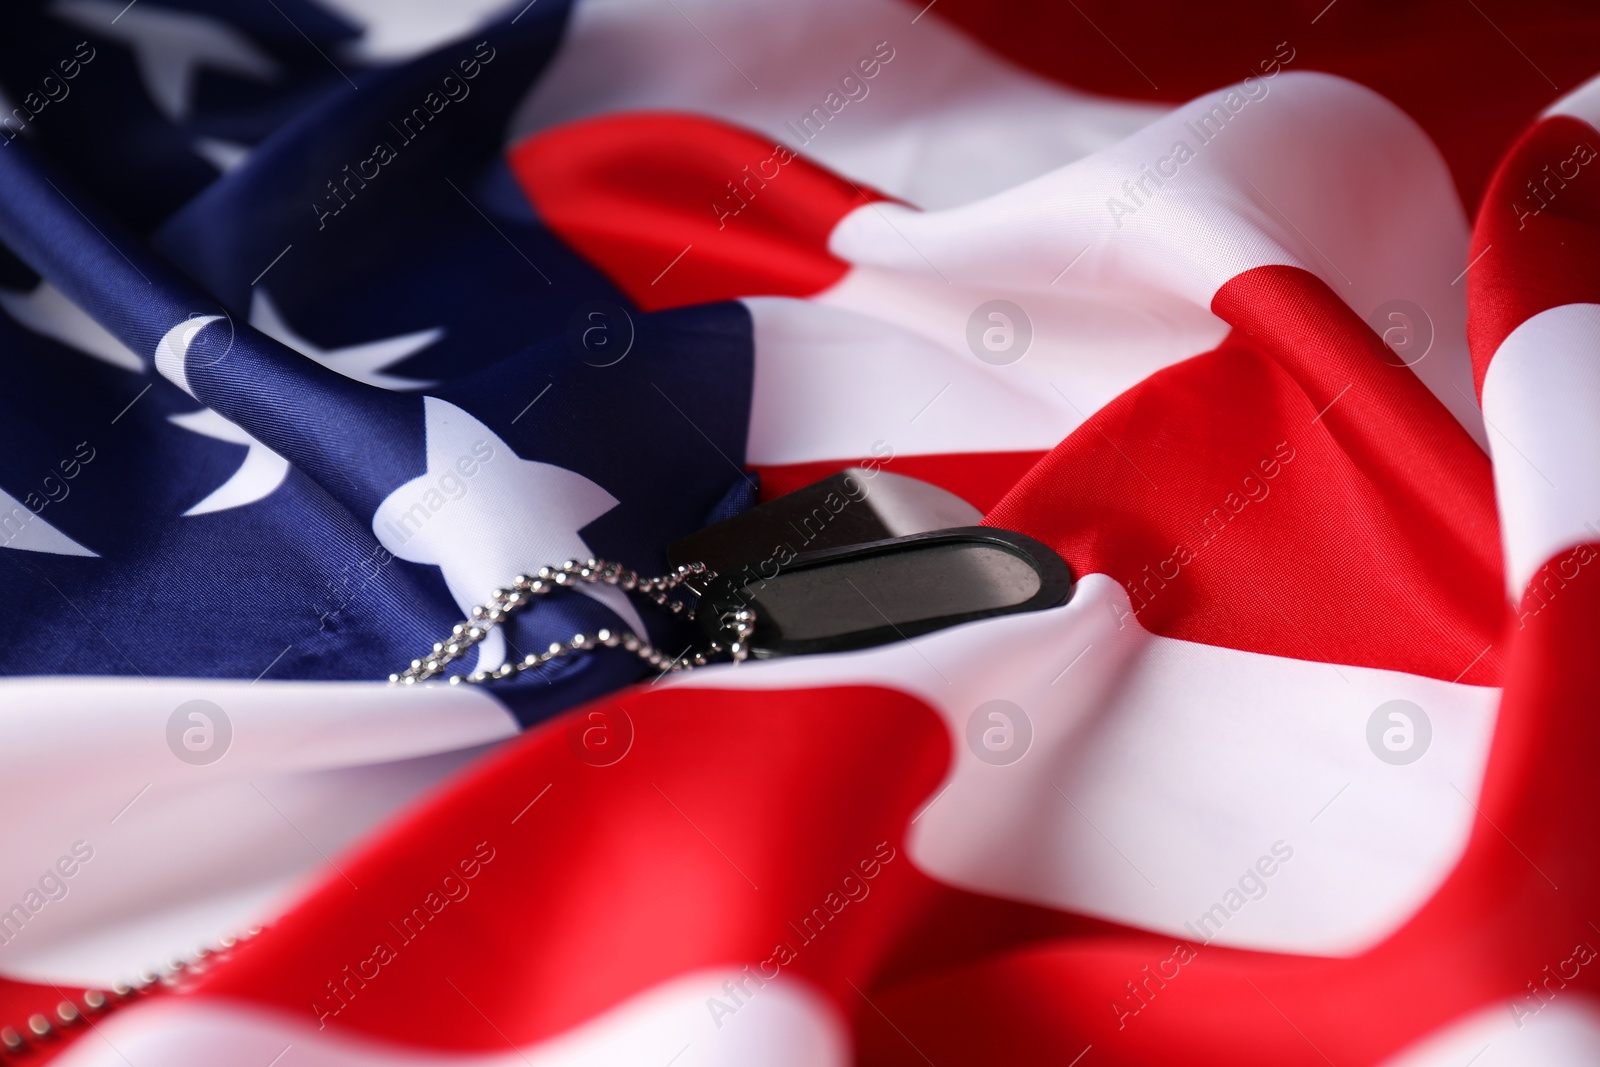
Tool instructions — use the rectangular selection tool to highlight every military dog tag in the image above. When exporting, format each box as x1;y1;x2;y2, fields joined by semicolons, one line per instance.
398;475;1065;683
668;468;981;582
695;526;1073;658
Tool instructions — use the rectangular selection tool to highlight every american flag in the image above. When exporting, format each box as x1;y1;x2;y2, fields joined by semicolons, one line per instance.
0;0;1595;1063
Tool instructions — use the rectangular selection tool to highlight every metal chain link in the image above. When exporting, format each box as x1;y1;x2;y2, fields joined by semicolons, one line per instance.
390;558;754;686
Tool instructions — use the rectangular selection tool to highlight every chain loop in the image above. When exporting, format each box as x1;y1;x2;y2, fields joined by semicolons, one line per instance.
390;559;753;686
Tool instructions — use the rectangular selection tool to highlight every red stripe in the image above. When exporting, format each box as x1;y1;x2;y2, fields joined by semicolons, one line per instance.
190;685;948;1050
508;112;888;311
1468;114;1600;389
987;264;1505;685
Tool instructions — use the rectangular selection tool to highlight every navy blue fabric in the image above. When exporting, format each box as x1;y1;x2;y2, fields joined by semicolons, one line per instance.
0;3;756;727
0;0;371;234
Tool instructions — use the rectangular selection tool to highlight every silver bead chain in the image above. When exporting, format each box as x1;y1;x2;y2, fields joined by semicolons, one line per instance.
0;926;263;1059
390;558;754;686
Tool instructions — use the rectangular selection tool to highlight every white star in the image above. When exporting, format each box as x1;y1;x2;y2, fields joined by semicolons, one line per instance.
0;86;21;141
0;486;97;557
0;278;110;552
0;288;290;519
157;293;441;517
0;281;142;372
309;0;517;62
167;409;291;517
52;0;279;122
192;136;251;173
373;397;646;672
251;289;439;390
150;315;294;517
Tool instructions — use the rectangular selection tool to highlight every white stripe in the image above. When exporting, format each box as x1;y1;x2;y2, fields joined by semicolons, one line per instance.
1543;70;1600;126
669;575;1500;956
50;969;847;1067
743;273;1228;464
0;677;516;986
509;0;1166;209
1480;303;1600;599
816;71;1485;458
1379;997;1600;1066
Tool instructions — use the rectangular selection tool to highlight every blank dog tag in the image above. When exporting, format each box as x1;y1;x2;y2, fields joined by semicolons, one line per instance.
697;527;1073;658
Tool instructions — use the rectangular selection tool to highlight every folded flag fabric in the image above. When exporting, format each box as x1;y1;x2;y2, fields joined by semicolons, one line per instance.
0;0;1597;1063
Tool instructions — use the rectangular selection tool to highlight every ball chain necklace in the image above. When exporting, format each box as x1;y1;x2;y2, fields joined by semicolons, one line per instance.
0;927;262;1060
386;471;1077;683
390;558;753;686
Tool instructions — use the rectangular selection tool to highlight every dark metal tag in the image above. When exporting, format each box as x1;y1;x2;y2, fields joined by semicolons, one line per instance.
696;527;1074;658
667;468;981;587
